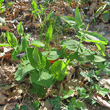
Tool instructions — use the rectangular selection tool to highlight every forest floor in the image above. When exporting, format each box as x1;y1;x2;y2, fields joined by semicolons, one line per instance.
0;0;110;110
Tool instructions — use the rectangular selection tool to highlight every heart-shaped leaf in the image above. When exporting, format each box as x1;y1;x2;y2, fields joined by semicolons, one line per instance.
6;31;18;48
50;60;69;81
94;55;106;62
15;64;34;81
45;24;53;44
31;39;45;47
33;47;46;68
75;7;82;26
17;22;24;36
27;47;39;69
30;69;53;88
42;49;62;60
61;16;79;30
20;38;29;52
60;39;85;52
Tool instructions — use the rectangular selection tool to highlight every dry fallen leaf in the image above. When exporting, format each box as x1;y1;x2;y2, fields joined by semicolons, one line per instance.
92;93;110;108
40;99;54;110
88;2;97;15
99;79;110;89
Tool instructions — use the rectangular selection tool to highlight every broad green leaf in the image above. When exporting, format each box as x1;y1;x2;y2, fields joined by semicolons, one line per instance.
75;7;82;26
0;0;4;4
62;89;67;95
97;62;105;70
31;39;45;47
88;70;95;77
30;82;40;94
77;55;94;63
27;47;38;69
25;33;31;39
30;82;46;98
68;52;78;61
67;90;74;95
20;38;29;52
94;55;106;62
11;46;20;60
103;68;110;74
60;39;85;52
45;60;51;70
93;84;100;91
33;47;41;64
104;61;110;68
99;88;109;97
11;49;18;60
60;45;68;58
30;69;53;88
6;31;18;48
68;103;76;110
62;95;70;100
17;22;24;36
45;25;53;44
50;60;68;81
14;64;34;81
76;50;94;63
37;86;46;98
36;69;53;88
75;102;82;108
32;47;46;68
80;72;88;78
77;31;107;45
71;97;76;105
0;43;11;47
61;16;79;30
42;49;62;60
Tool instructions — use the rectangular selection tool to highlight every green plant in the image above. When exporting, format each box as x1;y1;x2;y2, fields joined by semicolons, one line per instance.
93;84;109;97
10;22;70;98
0;5;109;109
12;100;39;110
80;70;99;84
0;32;5;43
4;1;13;8
48;89;82;110
31;0;44;18
95;2;110;23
